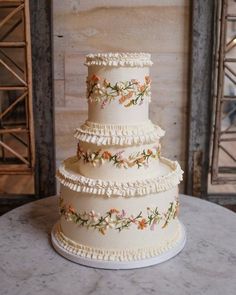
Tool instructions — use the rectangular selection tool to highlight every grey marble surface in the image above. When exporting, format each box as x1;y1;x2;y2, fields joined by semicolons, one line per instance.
0;195;236;295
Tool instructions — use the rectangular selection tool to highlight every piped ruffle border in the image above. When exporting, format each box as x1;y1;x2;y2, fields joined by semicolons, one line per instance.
85;53;153;67
74;120;165;145
56;156;184;197
53;222;181;262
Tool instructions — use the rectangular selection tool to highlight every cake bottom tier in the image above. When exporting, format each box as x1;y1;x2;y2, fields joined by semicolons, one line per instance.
51;221;186;269
51;185;186;268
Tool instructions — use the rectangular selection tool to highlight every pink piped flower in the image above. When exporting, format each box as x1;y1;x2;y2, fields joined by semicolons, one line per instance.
118;209;126;219
150;221;157;231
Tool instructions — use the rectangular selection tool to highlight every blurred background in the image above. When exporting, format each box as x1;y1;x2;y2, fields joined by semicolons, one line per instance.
0;0;236;214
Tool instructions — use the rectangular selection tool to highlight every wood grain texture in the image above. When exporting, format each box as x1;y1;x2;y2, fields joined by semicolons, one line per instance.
54;79;65;107
53;1;190;192
186;0;215;197
53;6;189;53
53;0;189;15
29;0;56;196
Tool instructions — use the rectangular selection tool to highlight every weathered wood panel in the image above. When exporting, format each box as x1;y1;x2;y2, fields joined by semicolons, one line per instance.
29;0;56;196
186;0;216;197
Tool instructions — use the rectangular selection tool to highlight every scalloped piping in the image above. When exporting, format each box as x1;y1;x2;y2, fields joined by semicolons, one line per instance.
74;120;165;145
53;222;181;261
56;157;184;197
85;53;153;67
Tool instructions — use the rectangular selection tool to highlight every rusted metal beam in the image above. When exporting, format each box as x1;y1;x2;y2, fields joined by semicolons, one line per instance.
186;0;216;197
29;0;56;196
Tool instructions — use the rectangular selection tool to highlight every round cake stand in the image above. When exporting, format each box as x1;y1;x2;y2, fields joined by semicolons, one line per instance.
51;222;186;270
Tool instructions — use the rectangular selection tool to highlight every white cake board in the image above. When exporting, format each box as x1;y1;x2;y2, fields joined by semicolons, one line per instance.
51;222;186;270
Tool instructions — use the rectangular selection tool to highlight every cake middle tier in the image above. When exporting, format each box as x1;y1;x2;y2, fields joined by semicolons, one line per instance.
76;141;161;181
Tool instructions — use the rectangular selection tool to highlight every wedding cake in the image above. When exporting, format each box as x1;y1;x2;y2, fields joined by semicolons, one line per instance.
51;53;186;269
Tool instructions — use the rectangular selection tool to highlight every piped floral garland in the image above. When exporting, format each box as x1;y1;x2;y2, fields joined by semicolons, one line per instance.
59;197;179;235
77;144;160;169
86;75;151;108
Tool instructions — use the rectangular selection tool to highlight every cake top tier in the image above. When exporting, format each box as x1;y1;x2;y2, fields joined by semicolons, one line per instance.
85;53;153;67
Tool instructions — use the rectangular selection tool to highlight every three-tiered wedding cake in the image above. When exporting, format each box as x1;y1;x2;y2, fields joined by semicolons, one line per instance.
51;53;186;269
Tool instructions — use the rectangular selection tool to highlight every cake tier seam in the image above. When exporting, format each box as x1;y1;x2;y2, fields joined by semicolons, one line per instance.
74;121;165;145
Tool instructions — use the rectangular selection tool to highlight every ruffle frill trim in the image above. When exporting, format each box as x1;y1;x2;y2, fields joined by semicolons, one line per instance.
74;120;165;145
56;156;184;197
53;223;181;262
85;53;153;67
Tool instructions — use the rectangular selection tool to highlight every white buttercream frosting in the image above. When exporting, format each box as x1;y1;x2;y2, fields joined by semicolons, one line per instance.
53;53;185;264
87;58;151;124
56;156;183;197
53;222;181;261
74;120;165;145
85;53;153;67
77;141;161;181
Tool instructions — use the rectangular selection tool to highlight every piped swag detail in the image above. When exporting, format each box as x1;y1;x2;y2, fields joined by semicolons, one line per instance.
59;197;179;235
77;144;160;168
86;75;151;108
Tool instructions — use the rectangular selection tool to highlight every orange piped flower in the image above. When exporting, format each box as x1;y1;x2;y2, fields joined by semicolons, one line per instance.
139;85;146;92
119;91;133;104
109;208;120;214
91;74;100;82
147;149;153;155
131;79;139;84
138;218;147;230
102;151;112;160
68;205;75;214
145;75;151;84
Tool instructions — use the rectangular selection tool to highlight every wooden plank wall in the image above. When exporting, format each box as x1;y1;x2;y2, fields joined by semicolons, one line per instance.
53;0;190;192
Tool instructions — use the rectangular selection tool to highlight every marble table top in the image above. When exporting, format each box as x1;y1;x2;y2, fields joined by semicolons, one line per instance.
0;195;236;295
